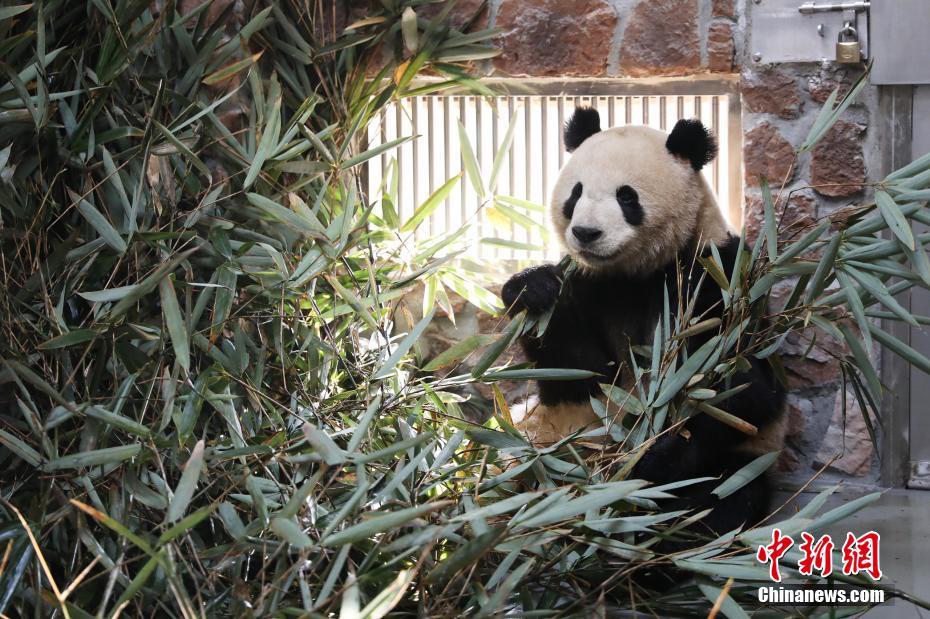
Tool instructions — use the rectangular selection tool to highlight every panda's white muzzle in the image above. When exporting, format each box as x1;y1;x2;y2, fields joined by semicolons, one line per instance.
565;198;635;264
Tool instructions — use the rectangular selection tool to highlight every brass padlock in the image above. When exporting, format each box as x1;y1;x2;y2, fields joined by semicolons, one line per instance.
836;24;861;64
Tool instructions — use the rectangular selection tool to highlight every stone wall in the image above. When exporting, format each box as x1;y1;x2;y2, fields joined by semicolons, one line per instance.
444;0;739;77
738;14;879;485
438;0;882;485
740;64;879;484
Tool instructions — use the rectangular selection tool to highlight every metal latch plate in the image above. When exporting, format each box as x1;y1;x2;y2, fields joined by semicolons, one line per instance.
751;0;869;64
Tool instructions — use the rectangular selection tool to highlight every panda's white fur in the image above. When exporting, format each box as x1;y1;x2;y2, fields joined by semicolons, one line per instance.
550;126;731;277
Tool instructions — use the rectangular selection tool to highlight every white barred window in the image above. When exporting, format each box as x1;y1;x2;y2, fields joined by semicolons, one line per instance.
366;79;742;264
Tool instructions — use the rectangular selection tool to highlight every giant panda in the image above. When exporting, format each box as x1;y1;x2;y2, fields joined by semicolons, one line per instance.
501;107;787;546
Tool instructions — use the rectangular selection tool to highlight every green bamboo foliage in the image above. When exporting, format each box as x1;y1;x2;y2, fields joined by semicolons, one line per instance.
1;1;929;617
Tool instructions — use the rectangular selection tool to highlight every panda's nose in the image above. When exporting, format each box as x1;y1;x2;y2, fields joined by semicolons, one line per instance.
571;226;603;244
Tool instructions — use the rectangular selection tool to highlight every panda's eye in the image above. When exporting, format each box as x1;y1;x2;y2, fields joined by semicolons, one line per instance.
563;182;583;219
616;185;643;226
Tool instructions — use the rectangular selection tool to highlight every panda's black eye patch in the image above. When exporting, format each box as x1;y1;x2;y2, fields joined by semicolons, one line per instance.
563;182;583;219
616;185;643;226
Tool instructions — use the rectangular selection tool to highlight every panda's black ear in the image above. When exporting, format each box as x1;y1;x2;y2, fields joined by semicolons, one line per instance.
666;119;718;171
564;107;601;152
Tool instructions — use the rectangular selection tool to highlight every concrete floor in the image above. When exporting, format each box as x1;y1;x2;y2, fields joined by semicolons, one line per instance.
775;487;930;618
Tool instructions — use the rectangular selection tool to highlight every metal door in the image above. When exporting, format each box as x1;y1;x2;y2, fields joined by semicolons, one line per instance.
905;88;930;487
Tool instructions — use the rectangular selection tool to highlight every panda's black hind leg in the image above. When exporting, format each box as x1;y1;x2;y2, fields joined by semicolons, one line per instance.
630;474;772;591
700;467;772;536
629;437;774;591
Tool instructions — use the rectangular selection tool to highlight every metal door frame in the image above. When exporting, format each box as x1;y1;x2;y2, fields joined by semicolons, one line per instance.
878;86;916;487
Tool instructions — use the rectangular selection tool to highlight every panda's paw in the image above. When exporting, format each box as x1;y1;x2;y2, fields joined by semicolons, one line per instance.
501;265;562;316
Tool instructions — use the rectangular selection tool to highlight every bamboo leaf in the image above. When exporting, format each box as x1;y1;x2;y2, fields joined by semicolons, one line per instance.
423;334;496;371
844;264;917;326
44;444;141;470
0;429;41;467
109;553;160;612
107;248;198;320
760;179;777;260
835;269;873;353
457;120;484;198
806;233;842;303
246;192;324;235
401;173;461;233
426;528;506;584
602;384;646;415
488;114;518;194
159;277;190;371
251;76;285;182
167;440;205;522
158;505;214;545
69;499;155;555
218;502;246;541
321;503;449;547
401;7;418;53
489;201;546;232
152;121;212;180
887;150;930;182
78;285;139;303
302;424;346;465
68;189;127;253
698;583;750;619
326;275;379;331
712;451;779;498
876;190;916;250
270;517;313;549
470;313;525;378
481;368;598;381
800;70;868;152
653;335;721;407
869;323;930;375
341;136;412;170
84;406;151;438
359;569;414;619
202;51;262;85
38;329;98;350
772;221;830;266
480;238;544;252
0;4;32;20
449;491;545;523
514;481;647;529
373;308;435;379
808;492;881;531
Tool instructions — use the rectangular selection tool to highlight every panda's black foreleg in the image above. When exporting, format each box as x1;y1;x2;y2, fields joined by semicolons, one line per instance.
502;264;614;406
501;264;562;317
